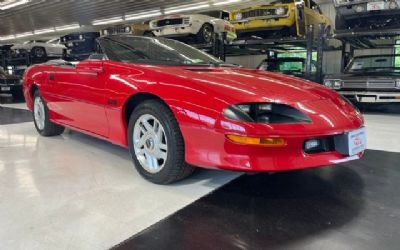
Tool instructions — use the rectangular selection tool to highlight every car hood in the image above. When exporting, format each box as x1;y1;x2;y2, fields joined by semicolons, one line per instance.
160;66;336;105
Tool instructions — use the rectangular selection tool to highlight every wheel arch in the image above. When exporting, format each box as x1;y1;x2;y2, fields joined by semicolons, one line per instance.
123;92;171;128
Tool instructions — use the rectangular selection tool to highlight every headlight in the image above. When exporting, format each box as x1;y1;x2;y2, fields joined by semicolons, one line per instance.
125;26;131;33
276;7;286;15
223;103;311;124
234;13;243;21
324;79;342;90
79;35;84;40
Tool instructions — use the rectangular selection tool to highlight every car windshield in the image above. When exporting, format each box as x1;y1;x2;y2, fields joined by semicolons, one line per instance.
99;36;223;66
259;59;309;73
347;55;400;73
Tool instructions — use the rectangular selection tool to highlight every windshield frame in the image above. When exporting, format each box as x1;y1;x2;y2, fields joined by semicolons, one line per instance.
97;35;224;67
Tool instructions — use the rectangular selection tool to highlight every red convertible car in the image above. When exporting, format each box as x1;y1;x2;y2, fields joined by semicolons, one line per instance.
23;35;366;184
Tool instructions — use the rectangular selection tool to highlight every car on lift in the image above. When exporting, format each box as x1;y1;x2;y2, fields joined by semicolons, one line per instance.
61;32;100;61
230;0;332;39
0;66;22;98
257;57;317;81
11;39;66;60
334;0;400;30
23;35;365;184
149;13;237;43
324;54;400;103
100;22;153;37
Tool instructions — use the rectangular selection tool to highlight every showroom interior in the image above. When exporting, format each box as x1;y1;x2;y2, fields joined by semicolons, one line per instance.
1;0;400;249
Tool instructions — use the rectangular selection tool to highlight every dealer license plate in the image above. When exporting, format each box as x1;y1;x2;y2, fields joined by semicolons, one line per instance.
1;86;11;91
367;1;385;11
335;127;367;156
347;128;367;156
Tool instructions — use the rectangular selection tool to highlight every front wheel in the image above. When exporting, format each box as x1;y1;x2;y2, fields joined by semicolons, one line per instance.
33;91;65;136
31;47;47;59
128;100;194;184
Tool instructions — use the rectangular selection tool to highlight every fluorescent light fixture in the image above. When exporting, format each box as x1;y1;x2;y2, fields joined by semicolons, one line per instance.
0;0;30;10
125;10;162;21
213;0;242;6
0;35;16;41
15;32;34;38
92;16;124;26
55;23;81;31
34;27;56;35
164;2;210;14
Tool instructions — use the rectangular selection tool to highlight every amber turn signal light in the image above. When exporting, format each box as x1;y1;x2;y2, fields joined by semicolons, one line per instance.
226;134;286;147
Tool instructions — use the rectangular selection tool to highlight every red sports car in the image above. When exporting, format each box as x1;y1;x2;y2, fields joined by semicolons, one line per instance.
23;35;366;184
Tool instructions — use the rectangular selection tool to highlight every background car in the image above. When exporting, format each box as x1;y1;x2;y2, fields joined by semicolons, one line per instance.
61;32;100;60
334;0;400;30
11;39;66;60
230;0;332;39
0;66;22;99
324;54;400;103
100;22;153;36
257;57;317;81
149;13;236;43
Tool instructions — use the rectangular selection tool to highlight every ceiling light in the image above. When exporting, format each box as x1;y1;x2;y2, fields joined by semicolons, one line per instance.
34;28;56;35
125;10;162;21
15;32;34;38
0;35;16;41
164;2;210;14
55;23;81;31
213;0;242;6
92;16;124;26
0;0;30;10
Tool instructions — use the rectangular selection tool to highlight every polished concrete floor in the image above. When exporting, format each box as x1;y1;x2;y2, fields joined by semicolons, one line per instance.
1;102;400;249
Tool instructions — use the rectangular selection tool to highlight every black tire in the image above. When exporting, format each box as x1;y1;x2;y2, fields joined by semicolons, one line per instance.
128;99;194;184
31;46;47;59
32;91;65;136
335;13;348;30
196;23;214;44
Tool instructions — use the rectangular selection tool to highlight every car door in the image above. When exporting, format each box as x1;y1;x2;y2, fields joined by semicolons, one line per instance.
49;60;109;137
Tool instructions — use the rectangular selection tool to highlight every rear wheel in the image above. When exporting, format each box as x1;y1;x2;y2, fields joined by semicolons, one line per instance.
33;91;64;136
197;23;214;44
31;46;47;59
128;100;194;184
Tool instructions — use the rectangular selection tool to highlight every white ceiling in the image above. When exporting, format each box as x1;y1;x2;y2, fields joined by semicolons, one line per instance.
0;0;329;43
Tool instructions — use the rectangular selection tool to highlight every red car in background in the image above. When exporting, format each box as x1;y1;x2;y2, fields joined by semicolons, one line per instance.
23;35;366;184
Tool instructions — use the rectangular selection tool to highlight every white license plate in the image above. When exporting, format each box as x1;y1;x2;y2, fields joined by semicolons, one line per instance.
367;1;385;11
360;96;376;103
1;86;11;91
347;128;367;156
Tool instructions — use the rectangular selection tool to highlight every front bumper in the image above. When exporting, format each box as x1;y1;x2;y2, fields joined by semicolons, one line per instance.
152;25;199;37
337;5;400;19
340;91;400;103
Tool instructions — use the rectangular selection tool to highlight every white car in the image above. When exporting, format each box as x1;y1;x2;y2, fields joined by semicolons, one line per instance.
11;39;66;59
149;12;237;43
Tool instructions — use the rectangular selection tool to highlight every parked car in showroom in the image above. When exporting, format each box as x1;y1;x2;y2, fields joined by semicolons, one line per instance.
257;57;317;81
23;35;365;184
0;66;22;99
324;54;400;103
100;22;153;36
149;13;237;43
230;0;332;39
334;0;400;30
11;39;66;60
61;32;100;60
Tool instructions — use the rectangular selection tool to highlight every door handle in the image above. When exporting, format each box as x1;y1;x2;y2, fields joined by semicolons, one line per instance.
49;74;55;80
